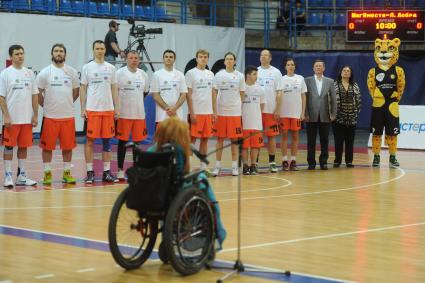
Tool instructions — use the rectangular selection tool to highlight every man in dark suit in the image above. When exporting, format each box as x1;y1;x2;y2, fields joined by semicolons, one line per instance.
304;59;337;170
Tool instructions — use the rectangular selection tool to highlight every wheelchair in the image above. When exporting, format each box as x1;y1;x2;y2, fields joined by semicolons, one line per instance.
108;144;217;276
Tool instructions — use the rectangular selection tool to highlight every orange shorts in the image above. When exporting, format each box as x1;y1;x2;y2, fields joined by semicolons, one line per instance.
189;114;214;138
40;117;76;150
116;118;147;142
85;111;115;139
2;124;33;148
242;130;264;149
280;118;302;131
262;113;280;137
214;116;243;138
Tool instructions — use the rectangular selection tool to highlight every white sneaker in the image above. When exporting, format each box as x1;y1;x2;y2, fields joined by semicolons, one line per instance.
117;169;125;180
4;172;14;188
232;167;239;176
211;167;220;177
16;174;37;186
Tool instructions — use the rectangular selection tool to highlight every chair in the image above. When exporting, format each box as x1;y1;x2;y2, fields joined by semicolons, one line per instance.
122;4;133;18
71;0;84;15
88;1;97;16
15;0;30;10
143;5;152;19
308;12;321;25
336;12;346;26
322;13;334;26
322;0;333;7
108;145;216;275
97;2;109;16
59;0;73;14
110;3;119;17
308;0;322;7
336;0;347;7
135;5;144;19
31;0;47;12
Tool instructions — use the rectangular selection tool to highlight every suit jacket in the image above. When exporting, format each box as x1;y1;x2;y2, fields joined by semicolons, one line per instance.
304;76;337;123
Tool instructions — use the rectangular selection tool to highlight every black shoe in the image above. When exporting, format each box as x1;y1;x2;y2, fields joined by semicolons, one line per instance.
333;163;341;168
346;163;354;168
84;171;95;184
282;160;289;171
242;164;250;175
308;165;316;170
289;160;299;171
250;164;259;175
372;155;380;167
389;155;400;168
103;170;118;183
320;164;328;170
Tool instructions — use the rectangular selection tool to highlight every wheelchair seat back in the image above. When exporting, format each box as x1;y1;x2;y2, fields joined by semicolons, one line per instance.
126;145;181;213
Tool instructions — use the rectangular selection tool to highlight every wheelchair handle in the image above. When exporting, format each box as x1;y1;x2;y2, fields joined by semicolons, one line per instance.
190;145;209;165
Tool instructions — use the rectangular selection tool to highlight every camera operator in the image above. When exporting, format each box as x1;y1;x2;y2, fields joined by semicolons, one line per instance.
105;20;125;65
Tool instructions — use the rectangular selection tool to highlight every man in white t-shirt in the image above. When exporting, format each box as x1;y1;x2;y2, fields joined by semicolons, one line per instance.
151;50;188;124
279;58;307;171
242;66;266;175
115;51;149;179
37;43;80;185
80;40;120;184
0;45;38;188
185;49;214;170
257;49;283;173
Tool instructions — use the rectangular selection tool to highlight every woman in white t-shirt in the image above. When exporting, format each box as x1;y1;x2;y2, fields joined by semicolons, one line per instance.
211;52;246;176
279;58;307;171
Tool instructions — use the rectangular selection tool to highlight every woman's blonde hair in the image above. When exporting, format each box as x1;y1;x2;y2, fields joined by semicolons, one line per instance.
155;117;191;173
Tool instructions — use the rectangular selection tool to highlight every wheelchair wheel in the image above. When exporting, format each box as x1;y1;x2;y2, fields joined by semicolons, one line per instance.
108;188;159;270
164;187;215;275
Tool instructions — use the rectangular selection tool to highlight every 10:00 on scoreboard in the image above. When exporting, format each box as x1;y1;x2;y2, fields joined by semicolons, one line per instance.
346;10;425;42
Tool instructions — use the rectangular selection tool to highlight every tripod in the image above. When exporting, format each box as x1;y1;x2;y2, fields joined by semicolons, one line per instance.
193;130;291;282
125;38;157;72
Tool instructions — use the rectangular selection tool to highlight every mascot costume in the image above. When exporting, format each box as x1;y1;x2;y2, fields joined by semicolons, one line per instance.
367;38;405;168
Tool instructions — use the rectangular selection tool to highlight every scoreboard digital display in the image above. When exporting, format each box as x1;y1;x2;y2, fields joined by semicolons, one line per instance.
346;10;425;42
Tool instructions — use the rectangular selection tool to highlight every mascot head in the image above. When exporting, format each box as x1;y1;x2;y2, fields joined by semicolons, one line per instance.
374;38;400;70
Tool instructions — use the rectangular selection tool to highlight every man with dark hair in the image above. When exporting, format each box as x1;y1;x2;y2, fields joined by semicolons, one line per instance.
151;49;187;123
304;59;337;170
105;20;125;65
80;40;120;184
0;45;38;188
36;43;80;185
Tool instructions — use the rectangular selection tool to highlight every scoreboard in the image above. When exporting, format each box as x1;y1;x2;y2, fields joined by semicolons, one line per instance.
346;10;425;42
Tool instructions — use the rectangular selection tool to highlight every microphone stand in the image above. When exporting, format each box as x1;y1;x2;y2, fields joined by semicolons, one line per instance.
192;130;291;282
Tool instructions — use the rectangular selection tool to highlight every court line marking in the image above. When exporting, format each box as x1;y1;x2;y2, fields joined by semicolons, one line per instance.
34;274;55;279
221;221;425;253
0;224;348;283
0;183;124;194
0;168;406;210
220;167;406;202
75;268;96;273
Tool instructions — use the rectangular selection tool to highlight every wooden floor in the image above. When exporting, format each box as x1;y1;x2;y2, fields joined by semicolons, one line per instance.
1;144;425;283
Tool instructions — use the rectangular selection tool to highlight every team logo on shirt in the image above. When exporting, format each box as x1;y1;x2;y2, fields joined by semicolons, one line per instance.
390;74;395;79
15;79;19;83
95;73;99;77
54;76;59;80
164;80;168;84
104;76;108;80
173;83;177;87
376;73;385;82
127;81;132;84
64;80;69;84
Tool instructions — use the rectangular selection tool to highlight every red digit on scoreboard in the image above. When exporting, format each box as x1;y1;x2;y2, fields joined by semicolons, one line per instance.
417;22;423;30
348;22;355;30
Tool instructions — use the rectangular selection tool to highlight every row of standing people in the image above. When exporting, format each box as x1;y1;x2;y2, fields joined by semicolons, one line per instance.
0;42;361;187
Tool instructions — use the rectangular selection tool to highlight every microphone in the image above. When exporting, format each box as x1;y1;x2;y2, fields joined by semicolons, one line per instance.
190;144;210;165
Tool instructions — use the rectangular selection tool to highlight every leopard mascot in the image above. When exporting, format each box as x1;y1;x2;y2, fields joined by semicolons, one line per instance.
367;38;405;168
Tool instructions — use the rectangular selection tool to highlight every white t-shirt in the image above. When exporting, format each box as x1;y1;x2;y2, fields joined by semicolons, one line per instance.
150;68;188;122
280;74;307;118
0;66;38;124
116;67;149;119
242;83;265;130
81;61;116;112
36;64;80;119
257;65;283;114
213;70;245;116
185;67;214;115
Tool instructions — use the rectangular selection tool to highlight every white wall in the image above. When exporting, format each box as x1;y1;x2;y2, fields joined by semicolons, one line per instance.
0;12;245;132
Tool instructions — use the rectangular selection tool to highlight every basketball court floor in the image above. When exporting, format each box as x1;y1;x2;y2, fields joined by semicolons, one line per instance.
1;139;424;283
